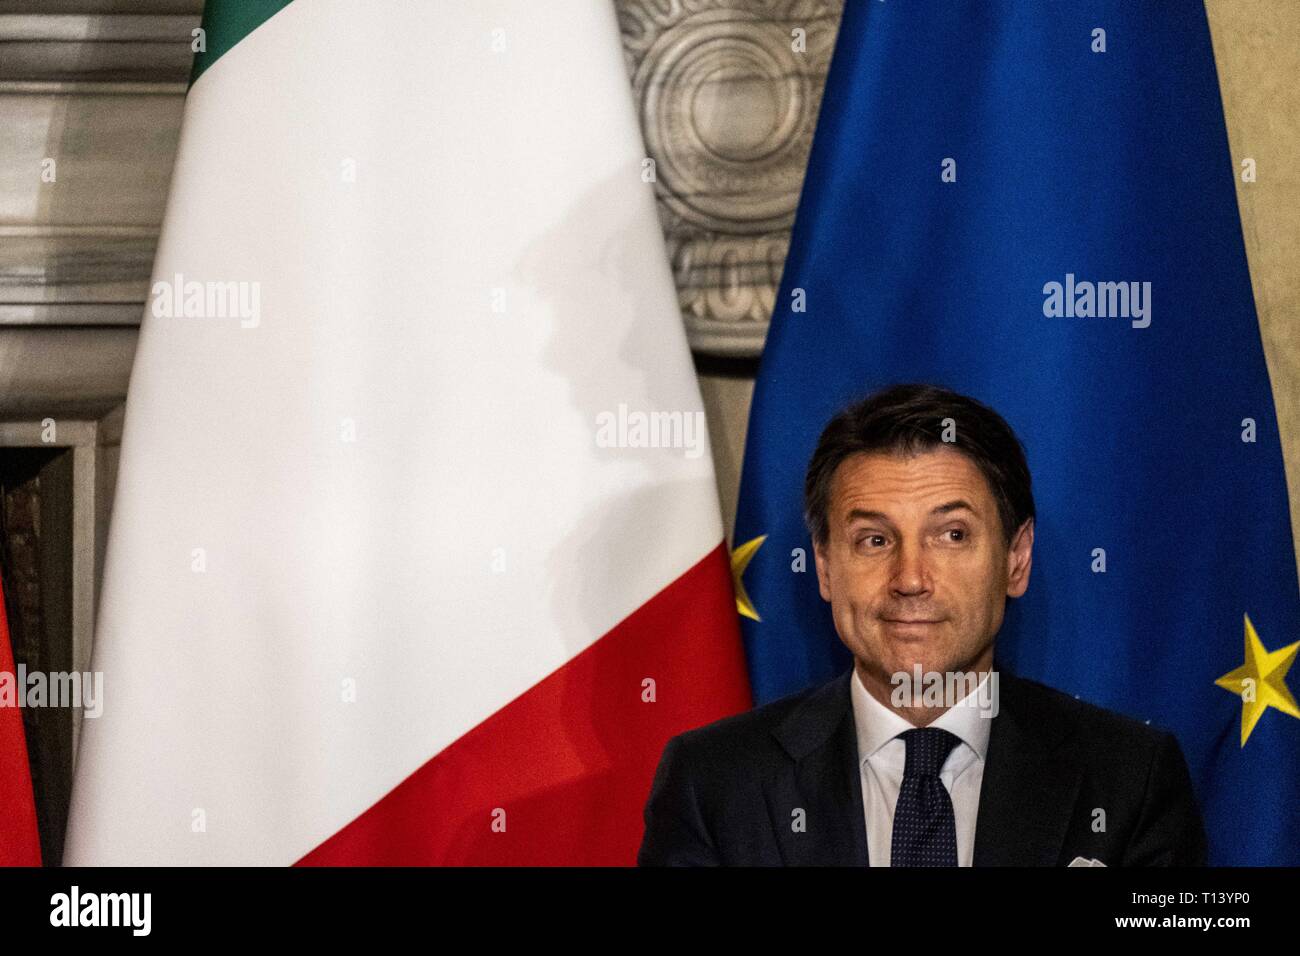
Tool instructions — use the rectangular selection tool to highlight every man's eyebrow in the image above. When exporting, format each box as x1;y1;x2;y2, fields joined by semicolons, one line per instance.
844;501;978;524
844;508;896;525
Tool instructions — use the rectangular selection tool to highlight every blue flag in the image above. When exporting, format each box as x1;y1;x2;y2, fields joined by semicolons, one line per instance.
733;0;1300;865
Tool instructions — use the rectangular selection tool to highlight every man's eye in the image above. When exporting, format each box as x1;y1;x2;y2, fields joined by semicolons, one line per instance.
858;534;886;548
944;529;966;542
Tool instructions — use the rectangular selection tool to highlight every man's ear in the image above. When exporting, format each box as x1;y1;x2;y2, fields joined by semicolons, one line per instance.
1005;518;1033;598
813;536;832;602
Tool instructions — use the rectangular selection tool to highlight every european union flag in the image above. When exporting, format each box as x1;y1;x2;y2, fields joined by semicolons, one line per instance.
733;0;1300;865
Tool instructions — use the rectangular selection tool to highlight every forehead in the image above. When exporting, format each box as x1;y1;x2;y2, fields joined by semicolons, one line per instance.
829;447;996;513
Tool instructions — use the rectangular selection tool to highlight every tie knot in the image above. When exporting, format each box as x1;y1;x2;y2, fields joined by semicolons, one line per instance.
899;727;961;777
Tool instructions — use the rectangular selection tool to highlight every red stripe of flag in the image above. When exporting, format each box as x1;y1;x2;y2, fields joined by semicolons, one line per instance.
0;566;41;866
298;543;749;865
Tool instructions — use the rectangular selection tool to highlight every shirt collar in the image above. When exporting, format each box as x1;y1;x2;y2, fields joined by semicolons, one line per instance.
850;664;994;763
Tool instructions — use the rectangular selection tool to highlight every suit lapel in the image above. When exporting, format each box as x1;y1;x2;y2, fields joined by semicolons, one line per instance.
765;669;869;866
762;664;1082;866
972;668;1083;866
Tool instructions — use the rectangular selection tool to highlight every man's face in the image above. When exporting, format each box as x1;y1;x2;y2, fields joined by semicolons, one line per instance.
812;446;1033;692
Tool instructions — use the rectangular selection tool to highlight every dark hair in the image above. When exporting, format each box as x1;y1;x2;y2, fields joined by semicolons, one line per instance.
803;383;1034;546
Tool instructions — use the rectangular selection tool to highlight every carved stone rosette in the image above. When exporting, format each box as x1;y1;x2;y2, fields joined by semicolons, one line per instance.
618;0;843;357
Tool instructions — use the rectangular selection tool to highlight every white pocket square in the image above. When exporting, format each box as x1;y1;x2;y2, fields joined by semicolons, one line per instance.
1067;856;1106;867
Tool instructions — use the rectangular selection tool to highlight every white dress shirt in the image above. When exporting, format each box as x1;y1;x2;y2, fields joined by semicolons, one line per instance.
849;666;993;866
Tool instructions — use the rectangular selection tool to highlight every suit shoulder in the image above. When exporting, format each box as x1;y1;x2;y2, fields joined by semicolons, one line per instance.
1005;672;1171;752
669;679;826;757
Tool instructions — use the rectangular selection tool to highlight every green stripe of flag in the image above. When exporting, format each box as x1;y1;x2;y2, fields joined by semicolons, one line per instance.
190;0;296;88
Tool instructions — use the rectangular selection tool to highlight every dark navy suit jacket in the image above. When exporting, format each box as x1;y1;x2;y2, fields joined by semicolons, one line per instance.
638;665;1207;866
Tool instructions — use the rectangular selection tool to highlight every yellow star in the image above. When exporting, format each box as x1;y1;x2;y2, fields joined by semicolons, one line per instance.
1214;613;1300;747
730;534;767;622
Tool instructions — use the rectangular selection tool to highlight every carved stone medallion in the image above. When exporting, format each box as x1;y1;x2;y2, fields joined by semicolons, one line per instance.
619;0;844;356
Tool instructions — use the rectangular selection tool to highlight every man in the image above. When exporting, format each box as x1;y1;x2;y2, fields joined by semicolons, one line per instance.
638;383;1207;866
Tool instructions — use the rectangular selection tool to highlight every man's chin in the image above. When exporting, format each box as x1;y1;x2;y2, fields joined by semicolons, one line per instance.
881;645;994;685
885;655;946;681
876;641;968;685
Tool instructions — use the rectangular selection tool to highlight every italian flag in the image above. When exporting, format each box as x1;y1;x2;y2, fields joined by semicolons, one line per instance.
1;566;41;866
64;0;750;865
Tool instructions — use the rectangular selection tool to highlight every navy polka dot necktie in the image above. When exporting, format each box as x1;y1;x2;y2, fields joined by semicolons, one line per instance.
890;727;962;867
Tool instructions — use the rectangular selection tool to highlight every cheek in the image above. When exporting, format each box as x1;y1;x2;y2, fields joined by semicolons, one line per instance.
829;560;879;605
952;548;1003;602
947;565;1006;639
829;569;887;633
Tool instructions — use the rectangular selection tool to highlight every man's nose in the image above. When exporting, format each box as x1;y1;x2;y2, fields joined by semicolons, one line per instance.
889;536;931;596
